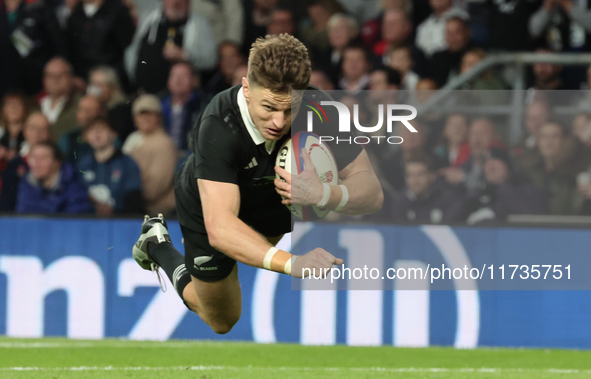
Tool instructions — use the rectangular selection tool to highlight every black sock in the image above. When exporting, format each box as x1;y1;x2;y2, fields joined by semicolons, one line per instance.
148;242;192;299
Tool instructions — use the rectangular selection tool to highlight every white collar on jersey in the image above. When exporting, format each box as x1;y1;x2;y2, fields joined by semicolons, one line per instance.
237;87;276;154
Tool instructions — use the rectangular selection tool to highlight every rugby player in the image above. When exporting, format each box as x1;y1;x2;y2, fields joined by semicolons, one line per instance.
133;34;383;334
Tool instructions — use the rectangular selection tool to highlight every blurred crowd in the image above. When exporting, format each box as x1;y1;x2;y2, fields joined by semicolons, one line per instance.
2;0;591;223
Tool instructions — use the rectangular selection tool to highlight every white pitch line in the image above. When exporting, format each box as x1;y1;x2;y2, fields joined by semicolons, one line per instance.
1;366;591;374
0;342;231;349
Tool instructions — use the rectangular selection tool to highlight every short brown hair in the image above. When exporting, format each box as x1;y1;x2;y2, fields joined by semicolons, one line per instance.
86;116;117;134
31;140;64;163
247;34;311;93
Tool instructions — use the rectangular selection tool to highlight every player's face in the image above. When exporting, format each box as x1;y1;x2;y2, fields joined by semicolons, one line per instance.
243;79;302;141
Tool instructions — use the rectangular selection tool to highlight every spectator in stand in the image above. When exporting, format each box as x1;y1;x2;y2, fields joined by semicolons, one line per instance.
360;0;412;49
428;16;473;88
299;0;343;54
16;141;92;214
267;7;295;36
39;57;82;141
125;0;216;94
14;112;51;161
529;49;570;91
242;0;278;55
391;153;464;224
0;92;30;162
231;65;249;86
206;42;246;98
162;61;205;151
576;169;591;215
571;113;591;147
66;0;135;83
190;0;244;46
369;66;401;90
387;45;419;90
485;0;539;51
0;0;67;96
529;0;591;52
459;48;508;90
415;77;438;92
0;112;51;211
414;77;439;104
574;130;591;214
88;65;134;142
372;8;412;59
434;113;471;168
517;121;583;215
88;66;127;110
378;121;444;192
309;70;335;91
54;0;79;30
512;100;550;158
460;149;547;224
415;0;468;58
366;67;400;125
59;94;107;164
78;117;143;215
337;43;372;94
535;50;561;89
338;0;381;25
312;13;359;85
567;114;591;214
441;118;501;192
123;95;177;215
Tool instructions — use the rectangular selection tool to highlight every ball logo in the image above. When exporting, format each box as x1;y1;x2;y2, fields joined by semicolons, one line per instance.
278;146;288;170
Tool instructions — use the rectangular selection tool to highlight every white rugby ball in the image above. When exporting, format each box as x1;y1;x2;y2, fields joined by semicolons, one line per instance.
276;131;338;221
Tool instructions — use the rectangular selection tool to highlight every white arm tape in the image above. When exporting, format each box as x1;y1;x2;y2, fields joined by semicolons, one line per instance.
284;256;293;275
316;183;331;208
263;247;278;270
334;185;349;212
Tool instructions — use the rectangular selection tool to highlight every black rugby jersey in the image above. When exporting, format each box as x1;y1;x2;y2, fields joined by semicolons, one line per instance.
176;85;362;232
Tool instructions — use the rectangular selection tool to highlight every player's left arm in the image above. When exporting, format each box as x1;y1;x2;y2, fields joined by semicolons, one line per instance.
275;148;383;215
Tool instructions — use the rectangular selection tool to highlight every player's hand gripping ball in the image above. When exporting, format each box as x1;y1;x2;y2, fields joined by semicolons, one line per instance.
274;132;338;221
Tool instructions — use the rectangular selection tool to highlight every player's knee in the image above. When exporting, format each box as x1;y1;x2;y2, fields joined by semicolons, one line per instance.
210;319;237;335
209;311;240;334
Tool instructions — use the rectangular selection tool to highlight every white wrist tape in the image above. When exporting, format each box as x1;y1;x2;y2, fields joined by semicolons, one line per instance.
316;183;331;208
334;185;349;212
283;256;293;276
263;246;293;275
263;247;278;270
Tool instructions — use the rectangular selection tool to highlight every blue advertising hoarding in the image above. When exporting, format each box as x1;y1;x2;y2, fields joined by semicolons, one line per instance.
0;217;591;349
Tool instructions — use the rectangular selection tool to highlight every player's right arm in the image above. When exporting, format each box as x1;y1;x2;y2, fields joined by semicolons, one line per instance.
194;115;342;277
198;179;342;277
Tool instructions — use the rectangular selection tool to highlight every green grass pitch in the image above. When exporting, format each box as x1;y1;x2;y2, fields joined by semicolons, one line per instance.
1;337;591;378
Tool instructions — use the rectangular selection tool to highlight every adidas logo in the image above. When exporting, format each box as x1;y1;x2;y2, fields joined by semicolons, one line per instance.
244;157;258;169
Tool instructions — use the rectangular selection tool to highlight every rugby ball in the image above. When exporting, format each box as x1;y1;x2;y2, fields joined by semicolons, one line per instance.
276;132;338;221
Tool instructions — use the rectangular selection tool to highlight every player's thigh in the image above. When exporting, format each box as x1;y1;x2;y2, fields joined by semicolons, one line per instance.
190;263;241;319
